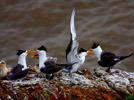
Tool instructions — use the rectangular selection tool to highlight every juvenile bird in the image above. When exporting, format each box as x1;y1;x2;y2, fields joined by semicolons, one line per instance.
0;61;11;78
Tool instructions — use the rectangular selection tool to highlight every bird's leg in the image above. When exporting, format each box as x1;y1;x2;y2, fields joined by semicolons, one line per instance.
110;66;113;70
46;74;49;79
106;66;113;72
51;74;54;79
106;67;111;72
69;72;72;78
46;74;54;80
68;72;72;86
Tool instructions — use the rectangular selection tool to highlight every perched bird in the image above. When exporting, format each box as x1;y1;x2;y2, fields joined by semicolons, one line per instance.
2;49;36;80
33;45;75;79
66;9;93;73
30;54;57;73
90;43;133;71
0;61;11;78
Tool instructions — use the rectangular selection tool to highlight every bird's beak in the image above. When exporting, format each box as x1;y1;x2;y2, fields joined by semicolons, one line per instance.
0;63;2;66
26;49;39;54
31;55;36;58
87;49;94;57
31;55;38;58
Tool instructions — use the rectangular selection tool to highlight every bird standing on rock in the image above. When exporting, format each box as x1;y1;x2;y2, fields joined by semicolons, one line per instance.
32;45;76;80
1;49;37;80
0;61;11;78
89;43;133;71
66;9;93;73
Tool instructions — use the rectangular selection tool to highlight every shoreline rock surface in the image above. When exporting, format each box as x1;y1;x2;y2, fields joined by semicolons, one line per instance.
0;68;134;100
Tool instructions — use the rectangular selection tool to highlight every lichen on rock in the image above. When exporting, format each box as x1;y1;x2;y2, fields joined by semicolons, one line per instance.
0;67;134;100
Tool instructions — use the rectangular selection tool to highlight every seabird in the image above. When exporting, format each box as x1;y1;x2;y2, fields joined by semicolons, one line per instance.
66;9;93;73
89;43;133;71
30;54;57;73
0;61;11;78
2;49;36;80
32;45;75;79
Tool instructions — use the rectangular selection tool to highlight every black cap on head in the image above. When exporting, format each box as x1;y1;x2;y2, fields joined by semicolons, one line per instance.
38;45;47;52
91;43;99;49
79;48;87;53
16;50;26;56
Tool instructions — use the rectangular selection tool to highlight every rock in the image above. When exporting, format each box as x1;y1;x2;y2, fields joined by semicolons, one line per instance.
0;67;134;100
95;68;134;97
94;67;107;76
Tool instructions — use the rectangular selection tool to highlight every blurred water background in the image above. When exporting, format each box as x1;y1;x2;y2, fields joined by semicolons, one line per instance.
0;0;134;72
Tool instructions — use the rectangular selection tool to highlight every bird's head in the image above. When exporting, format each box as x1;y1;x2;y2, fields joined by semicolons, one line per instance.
91;43;100;50
0;60;6;67
16;50;26;56
30;45;47;56
88;43;100;53
79;48;94;57
79;48;87;54
16;49;38;57
38;45;47;52
88;43;103;58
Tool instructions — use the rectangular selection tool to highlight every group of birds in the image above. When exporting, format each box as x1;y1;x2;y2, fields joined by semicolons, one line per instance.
0;9;133;80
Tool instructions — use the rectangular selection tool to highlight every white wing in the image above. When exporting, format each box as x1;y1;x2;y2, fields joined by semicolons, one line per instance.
70;8;77;41
71;40;81;63
67;9;81;64
67;40;80;63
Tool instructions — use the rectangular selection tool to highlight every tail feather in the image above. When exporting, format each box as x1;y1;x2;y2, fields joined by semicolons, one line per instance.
119;53;133;61
70;8;76;41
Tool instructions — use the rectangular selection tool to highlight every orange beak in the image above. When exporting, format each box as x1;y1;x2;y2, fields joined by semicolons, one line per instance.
31;55;36;58
31;55;38;58
26;49;39;54
87;49;94;57
0;63;2;66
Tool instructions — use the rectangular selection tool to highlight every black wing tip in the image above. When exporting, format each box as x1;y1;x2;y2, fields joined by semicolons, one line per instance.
129;53;134;56
119;53;134;61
